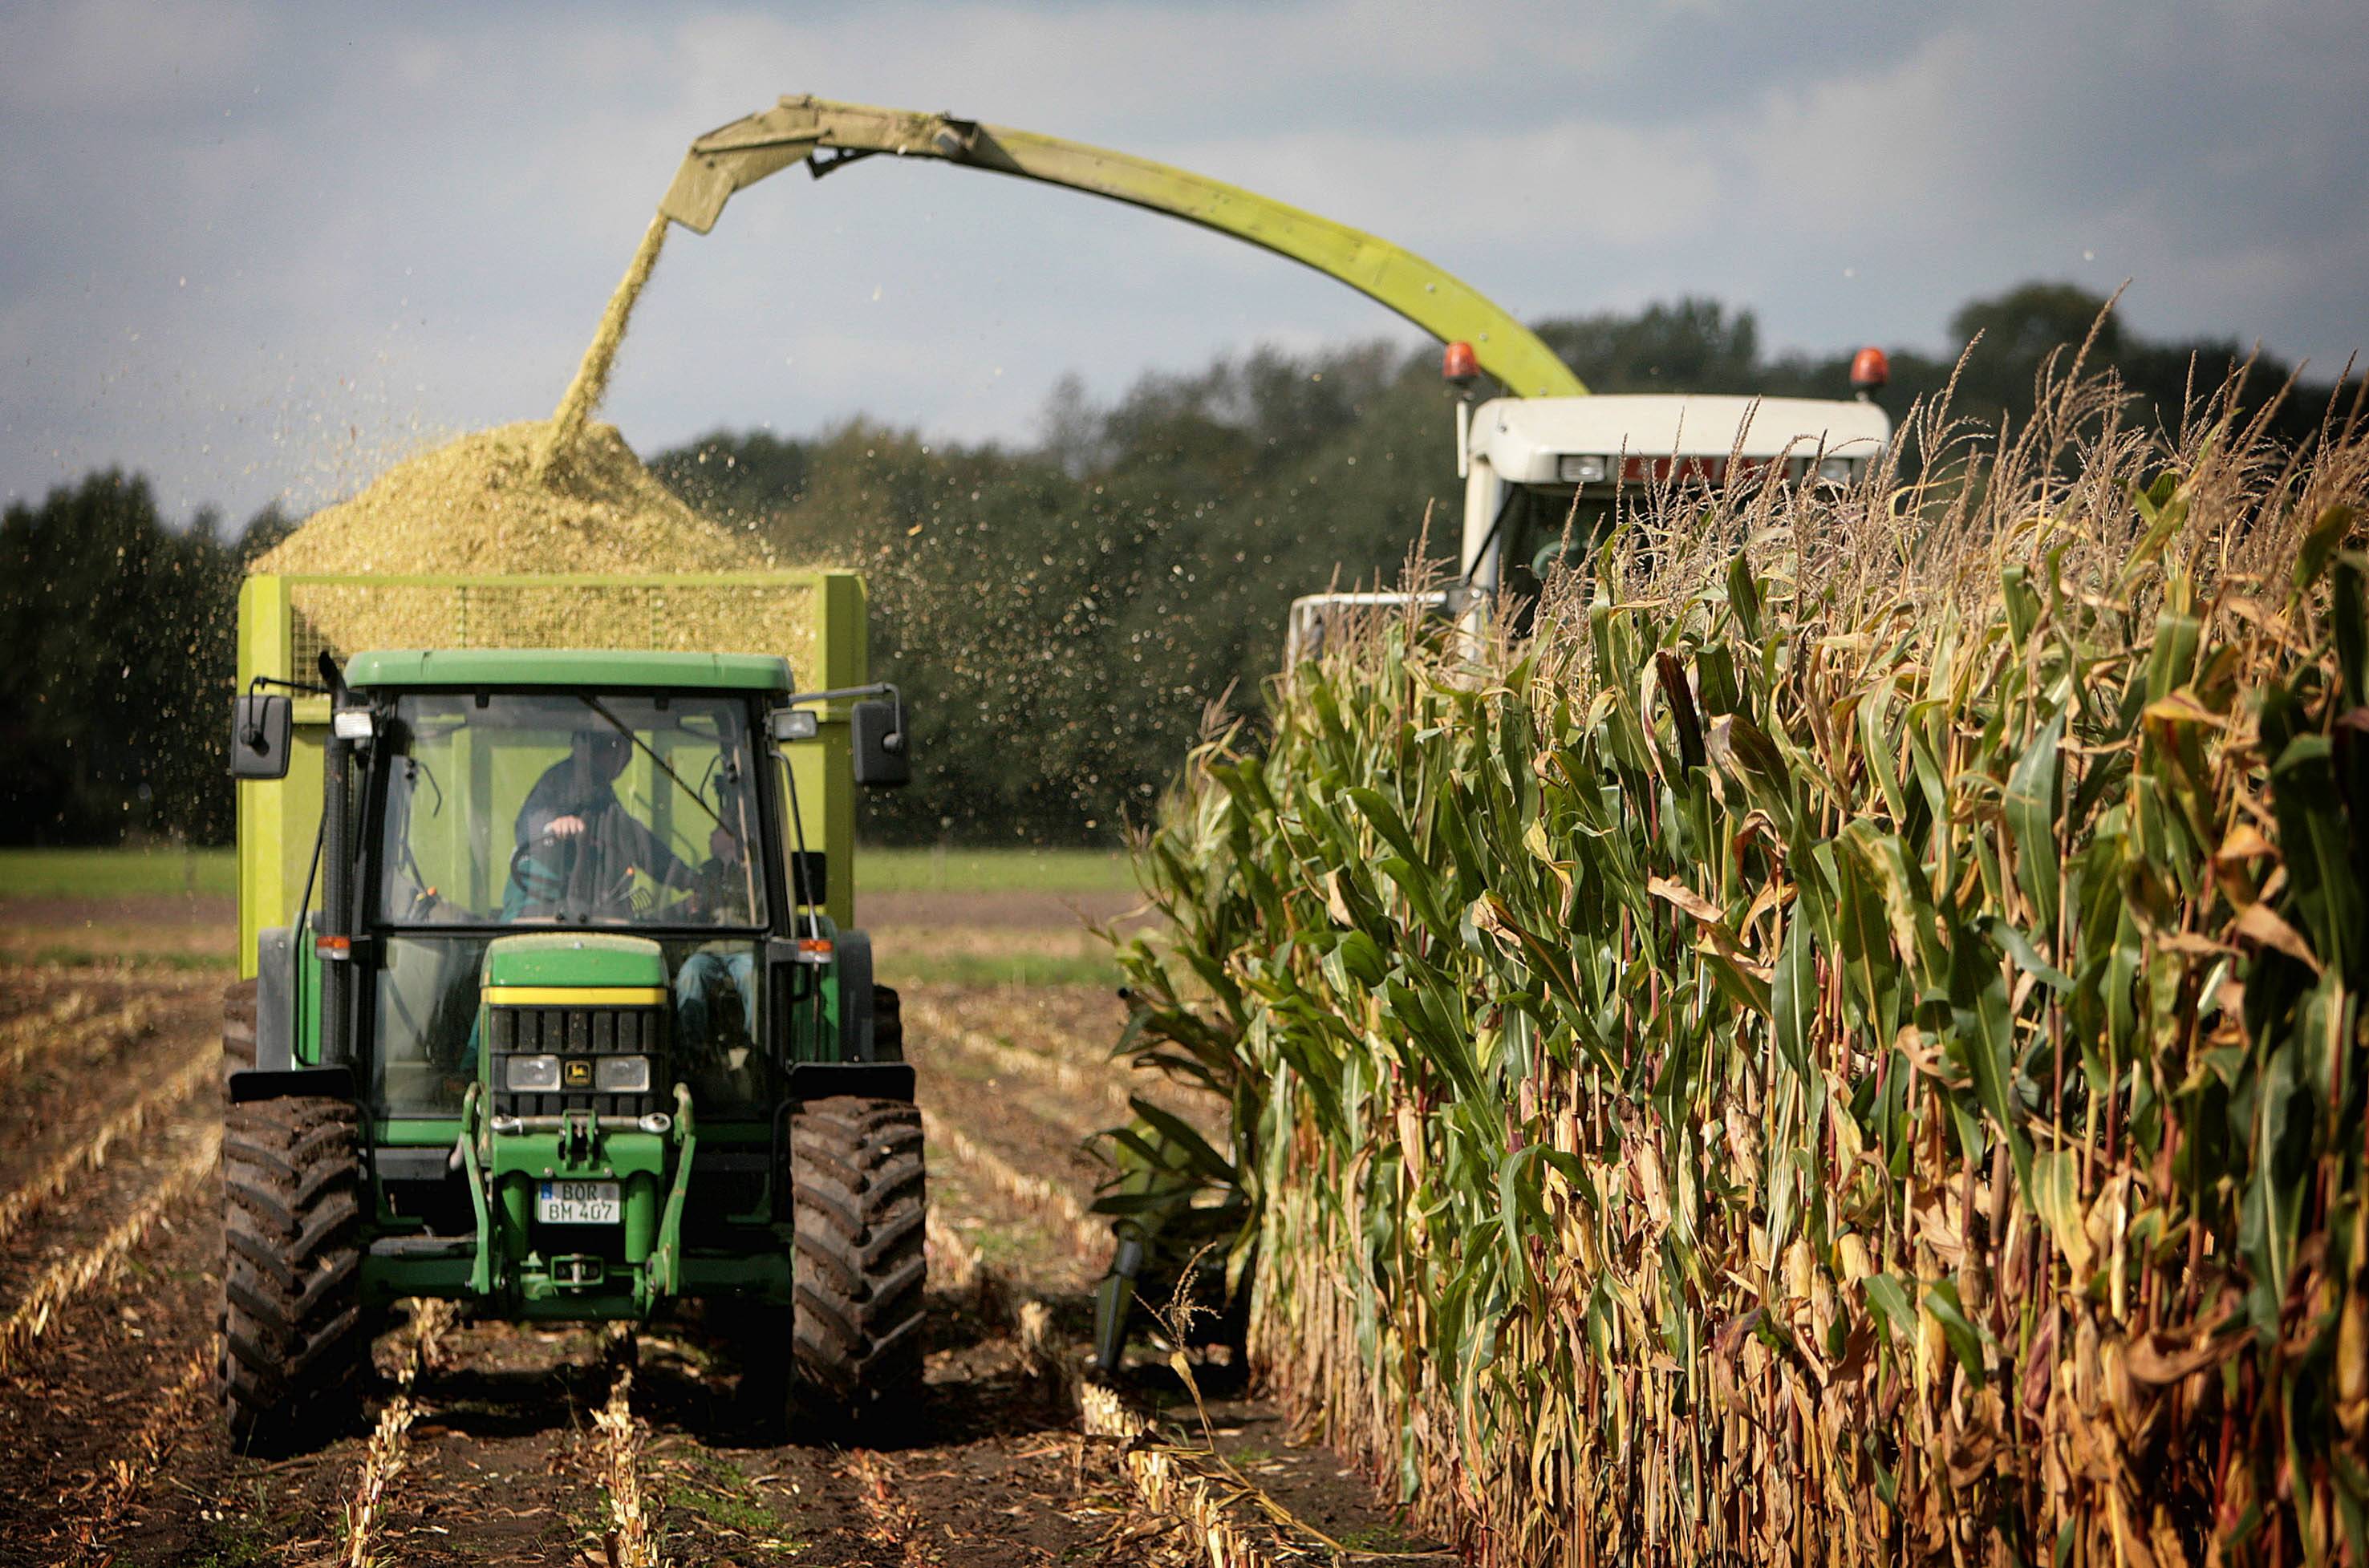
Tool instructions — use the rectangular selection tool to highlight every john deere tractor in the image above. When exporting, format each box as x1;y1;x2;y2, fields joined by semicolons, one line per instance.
221;571;925;1450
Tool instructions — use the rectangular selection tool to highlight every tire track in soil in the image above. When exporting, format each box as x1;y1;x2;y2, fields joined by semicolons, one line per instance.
626;1304;1146;1567
311;1320;623;1566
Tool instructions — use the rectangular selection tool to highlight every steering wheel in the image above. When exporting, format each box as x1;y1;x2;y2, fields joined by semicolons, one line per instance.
508;829;636;919
1531;537;1586;578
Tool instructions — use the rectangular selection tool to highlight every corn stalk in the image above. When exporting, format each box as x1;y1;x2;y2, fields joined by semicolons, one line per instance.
1114;371;2369;1565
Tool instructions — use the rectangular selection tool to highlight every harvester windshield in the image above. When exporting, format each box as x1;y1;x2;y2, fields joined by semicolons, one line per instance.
377;692;769;930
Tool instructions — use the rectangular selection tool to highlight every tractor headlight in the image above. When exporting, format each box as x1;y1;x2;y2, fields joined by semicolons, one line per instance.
1817;456;1855;484
505;1055;562;1092
594;1055;652;1093
1558;454;1610;484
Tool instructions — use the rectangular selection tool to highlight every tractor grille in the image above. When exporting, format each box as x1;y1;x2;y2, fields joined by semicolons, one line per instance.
488;1003;668;1120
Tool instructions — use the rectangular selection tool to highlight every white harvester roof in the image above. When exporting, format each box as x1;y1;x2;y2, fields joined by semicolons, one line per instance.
1467;394;1892;484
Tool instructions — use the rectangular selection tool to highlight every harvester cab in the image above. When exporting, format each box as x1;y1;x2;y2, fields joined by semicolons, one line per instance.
1284;370;1894;667
222;635;926;1453
1453;387;1892;623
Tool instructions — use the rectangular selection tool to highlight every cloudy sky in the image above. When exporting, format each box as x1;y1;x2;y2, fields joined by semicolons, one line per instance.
4;0;2363;521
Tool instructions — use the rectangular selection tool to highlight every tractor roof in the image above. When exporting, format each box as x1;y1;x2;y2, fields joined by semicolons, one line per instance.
1470;394;1891;484
344;648;793;691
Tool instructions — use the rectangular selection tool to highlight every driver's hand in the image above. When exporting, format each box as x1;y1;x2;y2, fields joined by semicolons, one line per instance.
548;815;586;838
709;826;741;865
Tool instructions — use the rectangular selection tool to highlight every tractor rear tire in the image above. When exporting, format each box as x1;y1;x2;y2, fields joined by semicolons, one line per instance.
790;1096;926;1428
222;979;258;1081
871;985;903;1063
219;1094;366;1454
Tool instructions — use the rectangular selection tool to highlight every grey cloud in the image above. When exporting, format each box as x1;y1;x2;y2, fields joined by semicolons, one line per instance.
2;0;2361;520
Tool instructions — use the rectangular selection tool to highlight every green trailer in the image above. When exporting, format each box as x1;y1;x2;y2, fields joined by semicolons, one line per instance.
221;571;926;1450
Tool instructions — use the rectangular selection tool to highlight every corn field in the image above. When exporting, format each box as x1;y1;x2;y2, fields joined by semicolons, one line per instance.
1113;368;2369;1565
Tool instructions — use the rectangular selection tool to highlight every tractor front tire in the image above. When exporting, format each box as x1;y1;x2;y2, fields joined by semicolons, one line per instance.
791;1096;926;1427
219;1094;365;1454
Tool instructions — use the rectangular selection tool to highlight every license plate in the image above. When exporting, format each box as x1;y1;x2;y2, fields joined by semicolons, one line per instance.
536;1179;620;1224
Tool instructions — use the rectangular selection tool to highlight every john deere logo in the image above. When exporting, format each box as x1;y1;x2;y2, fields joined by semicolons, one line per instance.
563;1059;594;1089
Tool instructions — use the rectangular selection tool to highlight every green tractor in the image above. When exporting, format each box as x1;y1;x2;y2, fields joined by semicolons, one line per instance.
221;572;925;1451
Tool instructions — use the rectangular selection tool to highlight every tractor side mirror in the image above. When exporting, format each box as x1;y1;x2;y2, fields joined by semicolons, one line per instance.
229;694;293;780
851;699;910;788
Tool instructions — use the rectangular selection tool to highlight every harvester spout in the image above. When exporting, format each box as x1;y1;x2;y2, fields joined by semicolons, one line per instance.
650;94;1587;399
659;121;824;233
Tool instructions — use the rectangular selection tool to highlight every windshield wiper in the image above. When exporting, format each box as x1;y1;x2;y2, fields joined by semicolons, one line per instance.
581;696;728;838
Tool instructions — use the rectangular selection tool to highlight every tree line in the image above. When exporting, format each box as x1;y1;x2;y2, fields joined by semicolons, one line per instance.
0;476;288;846
3;282;2354;846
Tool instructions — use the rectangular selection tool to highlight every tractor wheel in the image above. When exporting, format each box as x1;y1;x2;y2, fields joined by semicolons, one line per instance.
222;979;258;1081
790;1096;926;1427
871;985;903;1063
219;1094;366;1453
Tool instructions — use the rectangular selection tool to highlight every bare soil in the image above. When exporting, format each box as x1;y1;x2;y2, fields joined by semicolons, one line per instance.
0;897;237;966
0;958;1420;1566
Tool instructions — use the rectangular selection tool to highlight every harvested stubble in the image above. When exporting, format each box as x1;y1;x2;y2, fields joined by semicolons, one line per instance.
923;1106;1106;1260
341;1300;452;1568
0;1123;223;1369
65;1343;213;1566
1115;366;2369;1565
908;995;1138;1120
931;1204;1308;1568
0;1047;213;1247
847;1449;951;1566
589;1365;660;1568
0;993;157;1084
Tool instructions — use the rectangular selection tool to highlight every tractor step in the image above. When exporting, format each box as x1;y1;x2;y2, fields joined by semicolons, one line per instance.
367;1234;477;1260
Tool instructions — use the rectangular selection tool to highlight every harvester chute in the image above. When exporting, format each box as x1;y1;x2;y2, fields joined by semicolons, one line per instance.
655;94;1588;400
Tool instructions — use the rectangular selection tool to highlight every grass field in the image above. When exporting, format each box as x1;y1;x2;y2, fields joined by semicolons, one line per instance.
0;844;1130;900
856;845;1134;895
0;846;237;899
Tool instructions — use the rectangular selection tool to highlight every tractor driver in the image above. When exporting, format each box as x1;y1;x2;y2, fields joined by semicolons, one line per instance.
463;724;755;1096
505;726;761;1078
505;726;695;921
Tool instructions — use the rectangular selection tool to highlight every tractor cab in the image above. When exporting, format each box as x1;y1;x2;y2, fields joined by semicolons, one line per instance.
357;669;823;1125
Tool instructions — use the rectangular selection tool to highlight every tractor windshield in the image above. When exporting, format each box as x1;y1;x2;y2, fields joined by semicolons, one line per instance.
375;691;769;930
